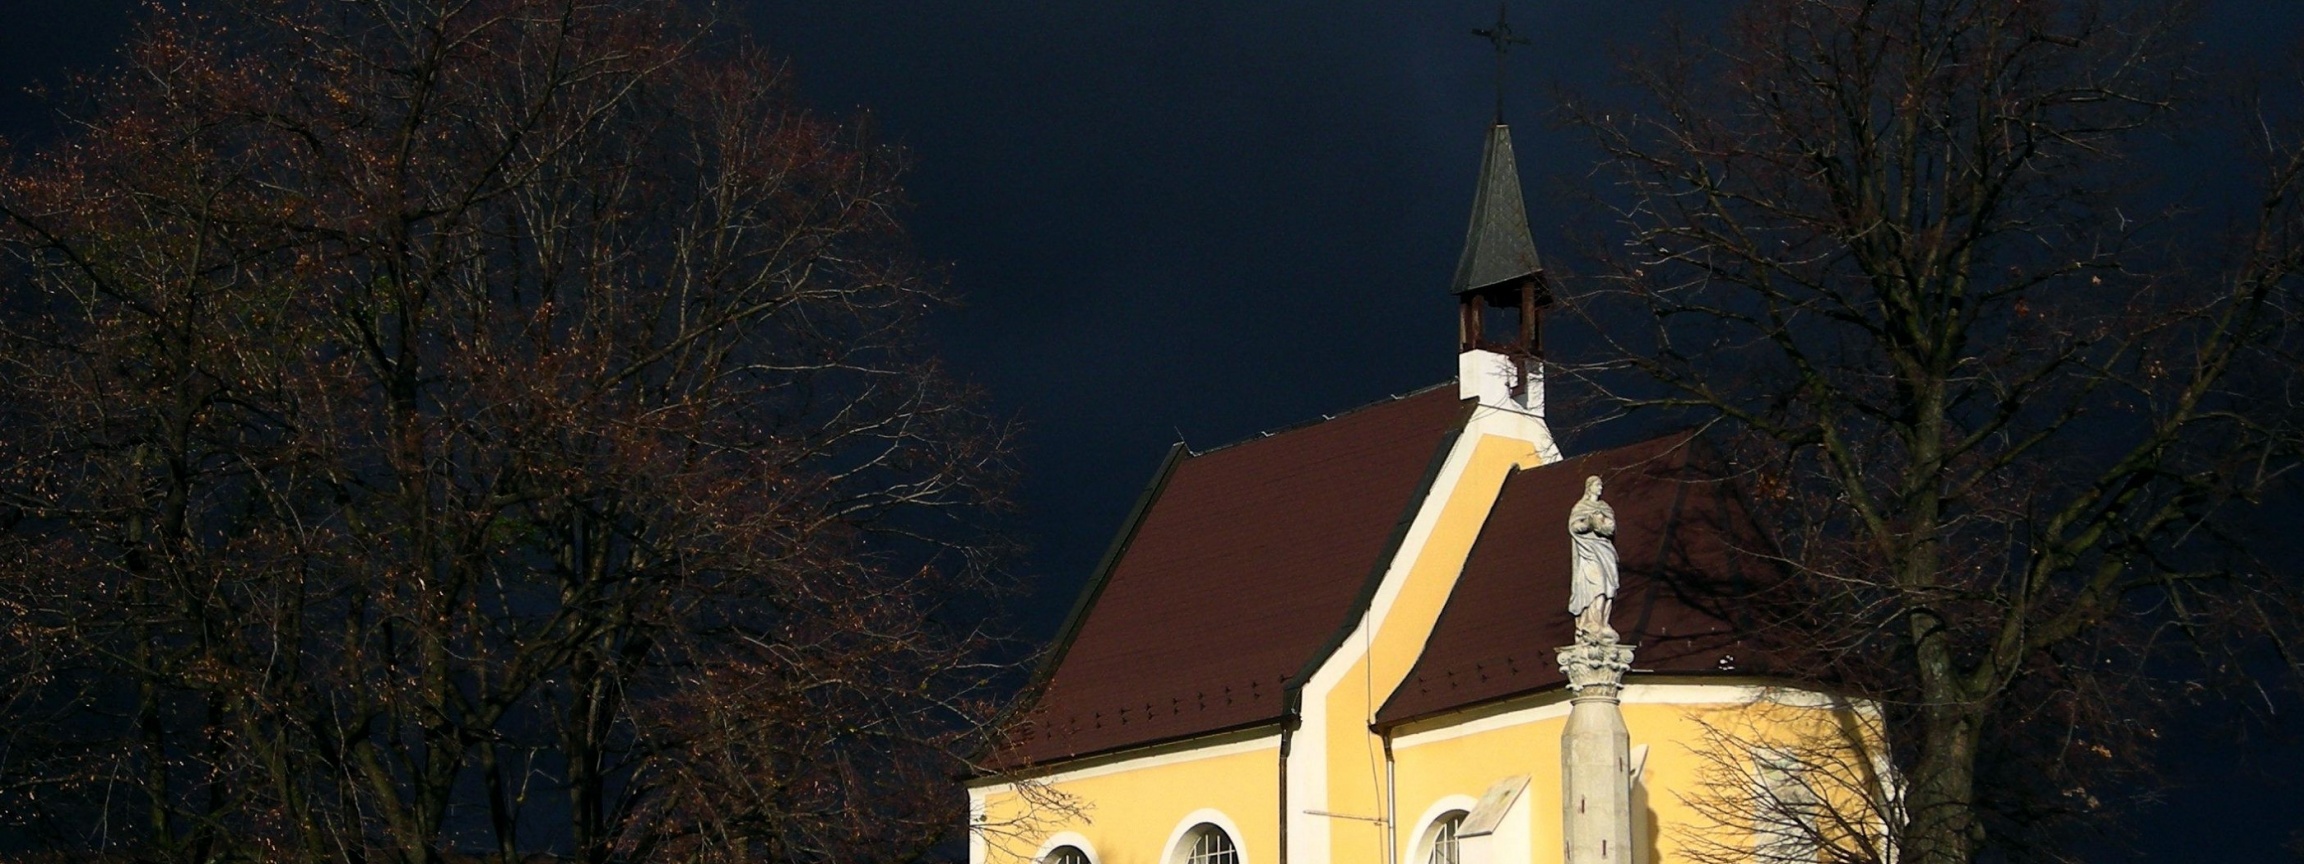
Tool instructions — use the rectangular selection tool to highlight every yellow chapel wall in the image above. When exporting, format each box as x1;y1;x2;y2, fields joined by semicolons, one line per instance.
1387;683;1889;864
970;731;1282;864
1316;429;1550;864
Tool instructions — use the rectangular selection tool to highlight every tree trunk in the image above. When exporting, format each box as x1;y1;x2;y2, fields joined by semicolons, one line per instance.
1905;648;1983;864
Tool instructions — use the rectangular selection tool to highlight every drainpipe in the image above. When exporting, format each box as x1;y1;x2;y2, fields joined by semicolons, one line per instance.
1279;721;1292;864
1384;733;1399;864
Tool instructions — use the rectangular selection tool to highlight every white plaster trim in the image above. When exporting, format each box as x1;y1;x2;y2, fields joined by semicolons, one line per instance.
1463;402;1561;463
1367;425;1548;633
1035;831;1101;864
968;788;989;864
1291;454;1462;862
1391;684;1859;750
1290;410;1557;864
1456;354;1557;428
1458;350;1519;408
1391;698;1572;751
1030;732;1281;786
968;732;1282;790
1163;808;1253;864
1289;632;1342;864
1403;794;1480;864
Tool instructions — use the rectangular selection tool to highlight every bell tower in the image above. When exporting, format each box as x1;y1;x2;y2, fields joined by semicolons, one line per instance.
1452;121;1551;414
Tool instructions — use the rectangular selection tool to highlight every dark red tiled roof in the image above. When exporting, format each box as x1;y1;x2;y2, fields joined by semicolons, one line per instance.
1375;433;1775;726
1000;386;1472;766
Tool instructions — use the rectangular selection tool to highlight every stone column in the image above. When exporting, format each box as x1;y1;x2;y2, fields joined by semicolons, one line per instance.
1558;635;1635;864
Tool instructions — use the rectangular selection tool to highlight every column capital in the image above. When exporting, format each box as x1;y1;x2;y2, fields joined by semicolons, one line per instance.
1555;636;1634;701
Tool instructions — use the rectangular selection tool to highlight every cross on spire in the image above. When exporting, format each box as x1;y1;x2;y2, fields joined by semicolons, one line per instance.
1472;2;1531;124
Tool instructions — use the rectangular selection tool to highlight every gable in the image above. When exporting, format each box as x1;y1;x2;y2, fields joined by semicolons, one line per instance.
1374;433;1775;726
1001;386;1472;766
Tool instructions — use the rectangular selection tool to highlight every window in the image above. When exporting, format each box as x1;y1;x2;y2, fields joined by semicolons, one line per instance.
1425;812;1466;864
1754;749;1820;863
1183;825;1238;864
1043;847;1090;864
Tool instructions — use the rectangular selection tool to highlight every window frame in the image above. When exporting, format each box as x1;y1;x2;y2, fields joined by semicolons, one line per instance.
1162;810;1249;864
1753;747;1823;863
1422;810;1467;864
1405;793;1483;864
1033;833;1101;864
1183;826;1238;864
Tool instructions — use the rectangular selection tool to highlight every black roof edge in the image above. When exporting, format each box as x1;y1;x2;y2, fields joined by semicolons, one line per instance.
1011;441;1190;715
965;717;1288;783
1284;396;1480;718
1369;669;1795;733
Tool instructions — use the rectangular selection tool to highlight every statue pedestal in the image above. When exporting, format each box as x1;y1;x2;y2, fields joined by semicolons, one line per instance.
1558;636;1635;864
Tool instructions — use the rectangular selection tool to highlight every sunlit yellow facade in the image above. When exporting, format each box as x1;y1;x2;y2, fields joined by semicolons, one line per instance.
968;404;1884;864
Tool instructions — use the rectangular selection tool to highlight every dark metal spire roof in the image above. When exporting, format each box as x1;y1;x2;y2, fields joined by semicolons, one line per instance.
1450;123;1543;295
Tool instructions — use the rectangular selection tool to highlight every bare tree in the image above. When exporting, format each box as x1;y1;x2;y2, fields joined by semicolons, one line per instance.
0;1;1026;861
1560;0;2304;861
1669;697;1901;864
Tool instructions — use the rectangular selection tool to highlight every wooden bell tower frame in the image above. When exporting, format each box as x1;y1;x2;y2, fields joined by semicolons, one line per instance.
1457;271;1550;397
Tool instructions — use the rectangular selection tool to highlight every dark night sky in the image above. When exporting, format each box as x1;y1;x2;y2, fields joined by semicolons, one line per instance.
4;0;2301;859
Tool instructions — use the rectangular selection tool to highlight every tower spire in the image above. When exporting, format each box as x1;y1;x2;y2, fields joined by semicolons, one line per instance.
1450;123;1542;299
1454;5;1551;414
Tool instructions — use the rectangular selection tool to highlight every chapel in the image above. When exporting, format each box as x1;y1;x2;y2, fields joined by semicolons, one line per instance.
964;121;1884;864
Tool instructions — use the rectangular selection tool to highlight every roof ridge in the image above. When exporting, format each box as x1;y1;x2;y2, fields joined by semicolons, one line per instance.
1187;381;1461;458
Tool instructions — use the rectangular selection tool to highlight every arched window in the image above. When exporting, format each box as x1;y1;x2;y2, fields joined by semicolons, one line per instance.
1754;749;1820;862
1183;824;1238;864
1043;846;1090;864
1424;812;1467;864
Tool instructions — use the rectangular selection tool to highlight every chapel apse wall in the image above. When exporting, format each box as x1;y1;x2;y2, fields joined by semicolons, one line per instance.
972;733;1281;864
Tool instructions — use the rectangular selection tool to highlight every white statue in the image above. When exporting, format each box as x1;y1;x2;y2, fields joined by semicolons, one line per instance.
1567;475;1618;642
